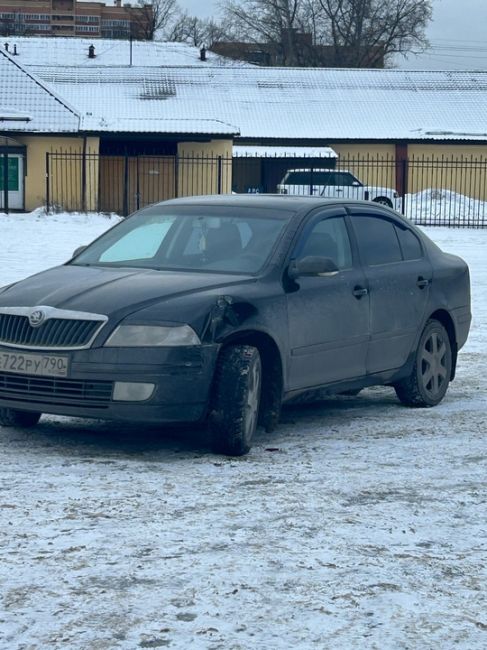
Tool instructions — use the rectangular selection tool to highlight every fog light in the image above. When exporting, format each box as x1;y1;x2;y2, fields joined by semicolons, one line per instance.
113;382;155;402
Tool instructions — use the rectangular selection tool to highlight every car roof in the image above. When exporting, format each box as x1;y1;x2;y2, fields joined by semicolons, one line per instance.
154;194;358;213
136;194;416;231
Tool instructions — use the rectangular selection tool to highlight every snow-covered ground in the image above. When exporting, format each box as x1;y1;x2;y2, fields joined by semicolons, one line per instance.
405;190;487;227
0;211;486;649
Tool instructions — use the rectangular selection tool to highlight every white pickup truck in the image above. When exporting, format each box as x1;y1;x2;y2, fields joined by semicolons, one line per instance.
277;168;400;209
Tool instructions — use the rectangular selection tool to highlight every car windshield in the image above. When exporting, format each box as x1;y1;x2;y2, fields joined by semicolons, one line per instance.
71;205;291;274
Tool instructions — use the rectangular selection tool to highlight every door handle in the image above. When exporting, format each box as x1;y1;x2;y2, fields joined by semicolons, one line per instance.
353;286;368;299
417;276;430;289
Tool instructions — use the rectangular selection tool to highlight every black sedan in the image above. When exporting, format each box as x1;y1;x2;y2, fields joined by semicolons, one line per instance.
0;196;471;455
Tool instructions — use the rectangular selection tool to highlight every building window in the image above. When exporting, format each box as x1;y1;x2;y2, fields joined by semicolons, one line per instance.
76;25;98;33
24;14;50;21
101;19;130;27
76;15;100;23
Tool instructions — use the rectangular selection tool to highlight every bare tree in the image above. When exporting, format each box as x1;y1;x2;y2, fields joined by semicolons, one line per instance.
167;12;225;48
132;0;179;40
316;0;432;65
218;0;432;66
222;0;306;65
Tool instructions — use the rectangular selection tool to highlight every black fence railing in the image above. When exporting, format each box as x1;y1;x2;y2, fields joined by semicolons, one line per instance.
46;152;487;227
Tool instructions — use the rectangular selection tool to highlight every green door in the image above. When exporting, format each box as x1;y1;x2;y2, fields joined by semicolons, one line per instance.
0;155;24;210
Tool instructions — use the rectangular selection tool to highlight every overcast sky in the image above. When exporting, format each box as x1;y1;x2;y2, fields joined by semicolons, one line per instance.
177;0;487;70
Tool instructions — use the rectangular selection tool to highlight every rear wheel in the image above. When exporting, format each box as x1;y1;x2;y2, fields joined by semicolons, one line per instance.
0;408;42;427
209;345;262;456
394;320;452;407
372;196;393;208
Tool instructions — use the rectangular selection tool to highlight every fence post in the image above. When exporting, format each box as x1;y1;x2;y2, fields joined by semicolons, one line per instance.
136;155;140;211
401;158;408;215
309;166;314;195
45;152;50;214
123;153;129;217
217;155;222;194
174;154;179;198
81;138;87;213
2;151;9;214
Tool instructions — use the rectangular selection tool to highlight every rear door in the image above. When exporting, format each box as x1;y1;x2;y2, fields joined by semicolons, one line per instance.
286;207;370;390
348;208;432;374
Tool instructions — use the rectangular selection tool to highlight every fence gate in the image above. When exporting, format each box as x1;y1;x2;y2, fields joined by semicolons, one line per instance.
46;152;233;216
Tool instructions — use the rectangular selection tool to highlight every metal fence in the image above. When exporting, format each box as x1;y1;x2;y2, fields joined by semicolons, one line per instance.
46;151;487;227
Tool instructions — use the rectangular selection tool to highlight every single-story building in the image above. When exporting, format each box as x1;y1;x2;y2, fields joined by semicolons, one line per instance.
2;37;487;213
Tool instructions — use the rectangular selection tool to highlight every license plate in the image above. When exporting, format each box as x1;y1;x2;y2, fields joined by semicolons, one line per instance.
0;350;69;378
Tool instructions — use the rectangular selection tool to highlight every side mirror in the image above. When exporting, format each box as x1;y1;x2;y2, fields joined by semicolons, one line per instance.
288;256;339;280
352;180;362;187
72;245;87;258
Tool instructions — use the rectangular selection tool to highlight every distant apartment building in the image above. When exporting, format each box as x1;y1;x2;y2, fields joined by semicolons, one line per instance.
0;0;153;40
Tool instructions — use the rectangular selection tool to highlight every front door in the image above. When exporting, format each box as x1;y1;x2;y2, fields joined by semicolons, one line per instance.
0;154;24;210
286;208;370;391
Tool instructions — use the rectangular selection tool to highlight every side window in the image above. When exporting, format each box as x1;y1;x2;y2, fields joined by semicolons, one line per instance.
298;216;352;270
314;172;333;185
351;215;402;266
332;172;358;187
395;226;423;260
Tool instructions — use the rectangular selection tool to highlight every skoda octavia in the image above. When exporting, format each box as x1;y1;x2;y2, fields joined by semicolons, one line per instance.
0;196;471;455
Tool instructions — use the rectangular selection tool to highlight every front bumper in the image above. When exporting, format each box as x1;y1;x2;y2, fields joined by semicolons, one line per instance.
0;344;220;424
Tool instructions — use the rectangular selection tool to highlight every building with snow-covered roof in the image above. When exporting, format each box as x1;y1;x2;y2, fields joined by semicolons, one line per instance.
2;36;249;67
2;36;487;213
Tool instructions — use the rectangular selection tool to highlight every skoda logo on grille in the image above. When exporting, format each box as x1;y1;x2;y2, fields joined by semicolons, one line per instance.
29;309;46;328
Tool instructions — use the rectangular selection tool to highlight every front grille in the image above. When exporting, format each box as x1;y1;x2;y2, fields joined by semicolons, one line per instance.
0;307;107;350
0;372;113;408
0;314;101;348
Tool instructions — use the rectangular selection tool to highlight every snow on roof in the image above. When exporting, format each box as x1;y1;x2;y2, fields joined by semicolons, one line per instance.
0;107;32;121
0;50;79;133
233;145;337;157
5;37;246;68
30;65;487;141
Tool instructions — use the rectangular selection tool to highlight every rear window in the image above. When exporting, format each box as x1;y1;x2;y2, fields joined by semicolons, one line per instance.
395;226;423;260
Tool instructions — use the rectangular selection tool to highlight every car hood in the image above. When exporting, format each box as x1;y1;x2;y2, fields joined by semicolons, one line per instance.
0;264;255;320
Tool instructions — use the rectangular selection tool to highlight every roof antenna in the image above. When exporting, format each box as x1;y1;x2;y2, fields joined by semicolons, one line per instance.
13;44;17;55
4;42;9;52
200;46;207;62
88;44;95;59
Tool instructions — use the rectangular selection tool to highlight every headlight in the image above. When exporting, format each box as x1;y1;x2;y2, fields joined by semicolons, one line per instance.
104;324;201;347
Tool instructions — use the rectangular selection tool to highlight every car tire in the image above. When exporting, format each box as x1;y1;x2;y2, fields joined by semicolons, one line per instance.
372;197;393;208
394;319;452;407
0;408;42;427
209;345;262;456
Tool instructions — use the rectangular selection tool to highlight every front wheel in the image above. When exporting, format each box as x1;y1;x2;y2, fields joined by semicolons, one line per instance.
209;345;262;456
0;408;42;427
394;320;452;407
